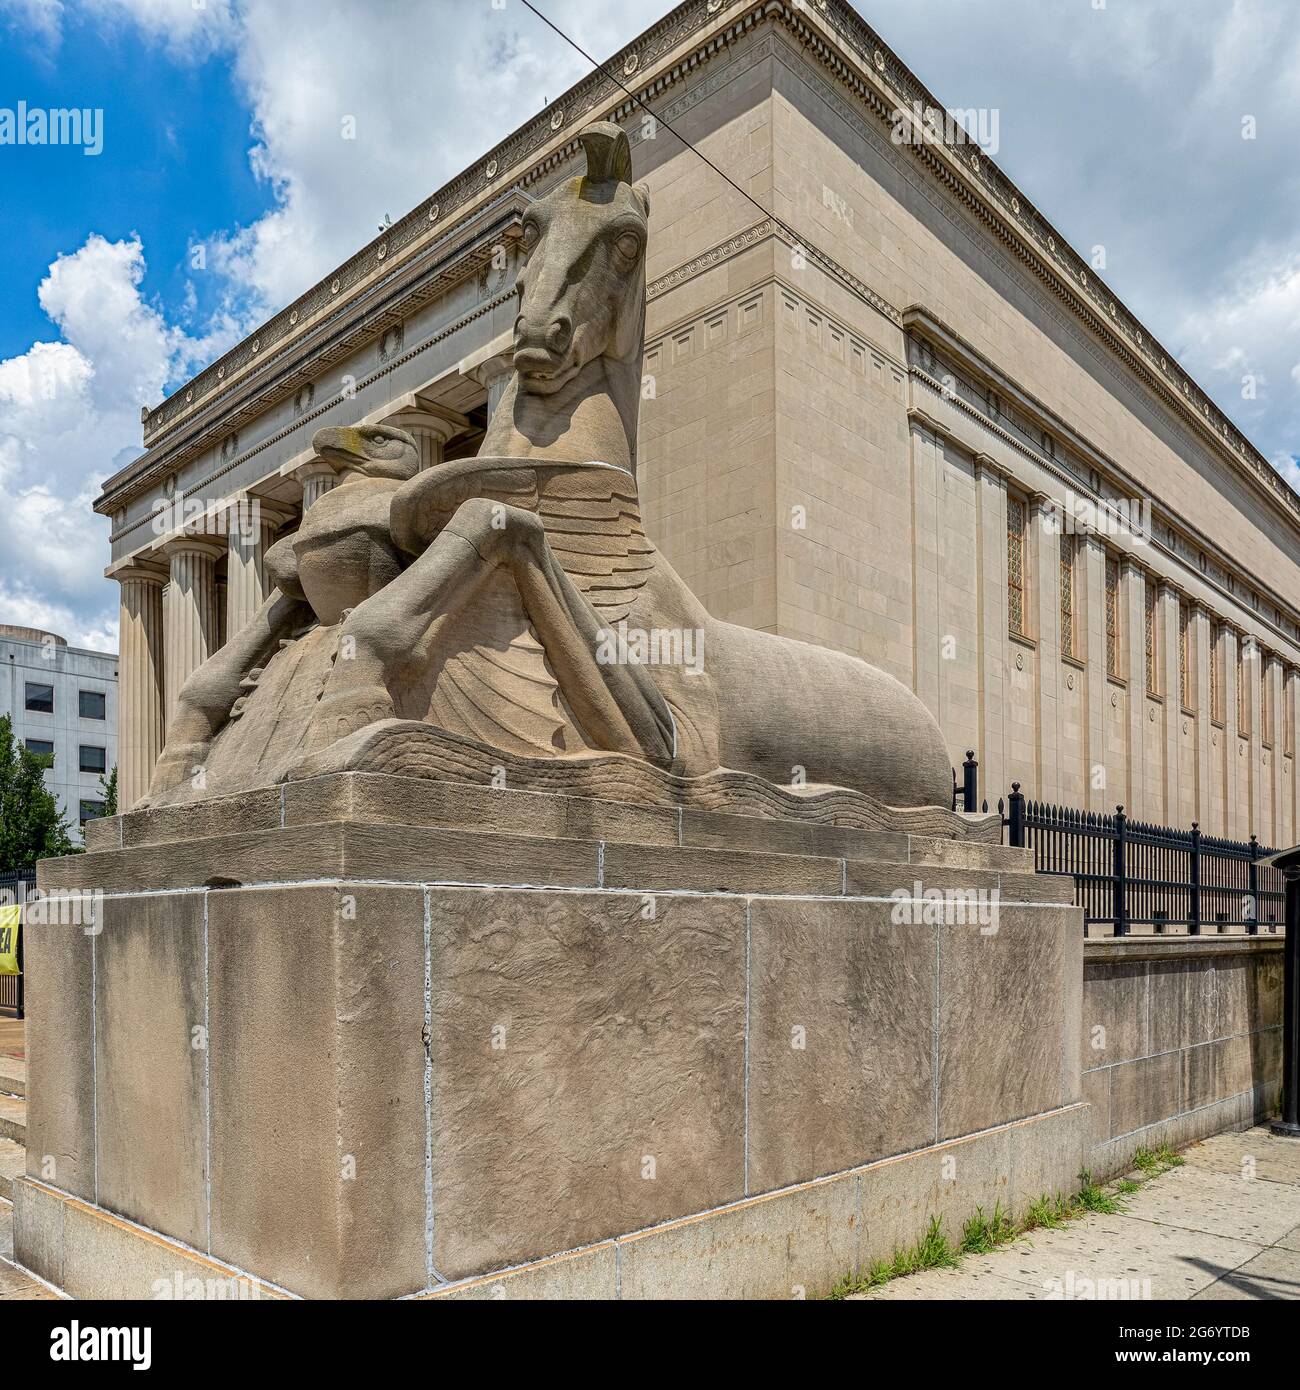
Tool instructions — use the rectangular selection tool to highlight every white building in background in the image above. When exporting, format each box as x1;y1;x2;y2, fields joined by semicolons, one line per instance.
0;625;118;842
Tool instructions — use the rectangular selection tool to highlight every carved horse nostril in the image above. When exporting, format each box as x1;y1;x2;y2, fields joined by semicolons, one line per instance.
547;316;572;354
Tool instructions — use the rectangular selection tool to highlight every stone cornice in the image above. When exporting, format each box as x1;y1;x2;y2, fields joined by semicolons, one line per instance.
122;0;1290;534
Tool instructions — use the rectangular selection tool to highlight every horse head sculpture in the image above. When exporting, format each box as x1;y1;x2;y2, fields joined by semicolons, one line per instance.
480;121;650;475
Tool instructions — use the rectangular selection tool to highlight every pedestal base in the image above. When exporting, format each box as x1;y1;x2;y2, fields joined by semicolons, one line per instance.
18;772;1085;1298
15;1105;1089;1300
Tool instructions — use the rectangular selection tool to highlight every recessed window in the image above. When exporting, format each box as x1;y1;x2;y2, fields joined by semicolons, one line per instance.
1144;582;1159;696
1238;642;1251;734
1104;556;1121;678
79;689;106;720
1059;534;1076;660
1179;602;1191;707
24;682;53;714
1262;660;1273;747
79;745;106;775
79;800;106;826
1287;672;1295;758
1007;495;1027;636
25;738;54;763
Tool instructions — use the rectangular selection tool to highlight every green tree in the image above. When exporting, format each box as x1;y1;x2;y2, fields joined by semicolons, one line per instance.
98;764;118;817
0;714;76;872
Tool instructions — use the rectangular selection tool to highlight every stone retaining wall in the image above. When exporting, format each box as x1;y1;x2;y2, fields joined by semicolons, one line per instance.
1081;936;1283;1179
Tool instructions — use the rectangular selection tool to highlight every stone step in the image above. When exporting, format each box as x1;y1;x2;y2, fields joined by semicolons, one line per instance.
44;819;1064;903
0;1056;24;1099
0;1092;24;1146
0;1137;22;1202
88;770;1006;861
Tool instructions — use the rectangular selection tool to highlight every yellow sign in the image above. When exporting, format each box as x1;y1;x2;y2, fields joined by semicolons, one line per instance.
0;903;19;976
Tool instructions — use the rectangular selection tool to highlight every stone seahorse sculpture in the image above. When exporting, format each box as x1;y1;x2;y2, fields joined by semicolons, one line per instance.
143;121;951;813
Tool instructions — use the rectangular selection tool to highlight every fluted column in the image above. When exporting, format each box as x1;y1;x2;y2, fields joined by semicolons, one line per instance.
115;563;166;811
161;537;224;723
226;497;292;638
384;403;470;470
292;458;338;512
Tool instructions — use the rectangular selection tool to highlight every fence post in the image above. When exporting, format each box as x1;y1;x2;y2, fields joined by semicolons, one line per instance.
1113;804;1129;937
14;909;22;1020
962;751;978;813
1006;783;1025;849
1188;822;1201;937
1248;834;1261;936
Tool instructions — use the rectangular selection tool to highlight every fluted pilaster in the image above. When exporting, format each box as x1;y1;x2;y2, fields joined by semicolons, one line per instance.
459;335;515;425
292;458;338;512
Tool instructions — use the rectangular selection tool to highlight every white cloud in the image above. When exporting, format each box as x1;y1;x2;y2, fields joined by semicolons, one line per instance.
85;0;236;58
204;0;665;311
0;235;241;651
0;0;65;49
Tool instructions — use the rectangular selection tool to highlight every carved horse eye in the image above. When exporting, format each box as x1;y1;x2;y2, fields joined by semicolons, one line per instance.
615;231;642;261
521;221;540;254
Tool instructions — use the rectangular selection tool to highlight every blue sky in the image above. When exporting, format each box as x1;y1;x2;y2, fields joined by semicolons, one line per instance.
0;10;265;360
0;0;1297;652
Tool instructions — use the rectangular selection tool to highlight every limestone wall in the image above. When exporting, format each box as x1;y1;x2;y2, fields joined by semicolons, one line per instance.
1081;937;1283;1180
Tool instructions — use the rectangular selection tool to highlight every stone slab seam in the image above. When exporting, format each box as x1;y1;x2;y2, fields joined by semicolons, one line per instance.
1081;1023;1285;1076
422;884;439;1289
931;918;940;1147
203;887;211;1256
91;928;98;1206
743;897;752;1198
76;879;1082;908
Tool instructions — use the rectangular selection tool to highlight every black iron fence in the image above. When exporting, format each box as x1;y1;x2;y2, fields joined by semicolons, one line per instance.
1004;787;1283;935
0;871;35;1018
950;754;1285;935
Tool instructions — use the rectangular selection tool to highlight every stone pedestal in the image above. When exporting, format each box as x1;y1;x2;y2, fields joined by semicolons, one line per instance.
15;775;1088;1299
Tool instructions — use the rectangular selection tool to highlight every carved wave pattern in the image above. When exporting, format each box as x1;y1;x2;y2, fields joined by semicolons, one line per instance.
291;719;999;842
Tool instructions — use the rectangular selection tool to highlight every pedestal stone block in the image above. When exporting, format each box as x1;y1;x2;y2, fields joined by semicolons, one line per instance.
94;893;207;1248
17;775;1090;1299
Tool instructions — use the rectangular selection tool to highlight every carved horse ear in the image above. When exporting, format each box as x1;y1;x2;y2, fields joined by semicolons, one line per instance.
579;121;632;184
633;183;651;218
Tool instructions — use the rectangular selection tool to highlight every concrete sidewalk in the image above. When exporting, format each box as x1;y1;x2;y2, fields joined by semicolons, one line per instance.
852;1126;1300;1301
